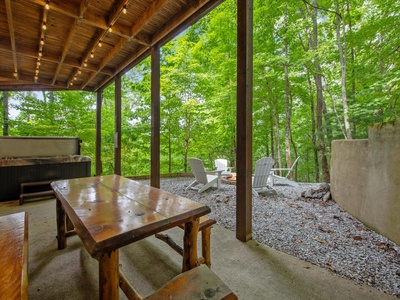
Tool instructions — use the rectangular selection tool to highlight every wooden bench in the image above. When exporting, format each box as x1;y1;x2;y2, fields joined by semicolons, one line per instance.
120;264;237;300
20;179;55;205
0;212;29;300
155;216;216;267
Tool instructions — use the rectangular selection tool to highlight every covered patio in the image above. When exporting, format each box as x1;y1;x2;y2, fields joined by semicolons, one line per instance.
1;1;398;299
0;197;395;300
1;0;253;243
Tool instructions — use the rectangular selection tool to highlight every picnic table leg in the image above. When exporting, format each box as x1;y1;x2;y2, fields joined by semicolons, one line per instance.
99;250;119;300
182;218;200;272
56;198;67;249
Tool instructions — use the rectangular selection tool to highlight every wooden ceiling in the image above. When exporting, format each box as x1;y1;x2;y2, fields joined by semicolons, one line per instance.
0;0;223;92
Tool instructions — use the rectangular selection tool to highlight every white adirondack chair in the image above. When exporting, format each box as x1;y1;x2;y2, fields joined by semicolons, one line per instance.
252;157;276;197
270;156;300;187
186;158;222;193
214;158;233;177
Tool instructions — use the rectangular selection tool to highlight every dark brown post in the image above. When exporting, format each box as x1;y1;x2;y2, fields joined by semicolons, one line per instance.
236;0;253;242
115;74;122;175
151;45;161;188
96;90;102;176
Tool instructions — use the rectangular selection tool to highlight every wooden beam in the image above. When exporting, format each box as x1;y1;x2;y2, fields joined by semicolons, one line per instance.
236;0;253;242
29;0;147;45
4;0;18;79
52;19;79;85
81;38;128;89
0;45;114;76
96;90;103;176
114;75;122;175
130;0;169;36
150;45;161;188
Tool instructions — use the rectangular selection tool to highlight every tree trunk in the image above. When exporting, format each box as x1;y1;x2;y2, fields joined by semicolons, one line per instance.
307;0;330;183
307;70;319;182
284;7;292;173
335;0;352;139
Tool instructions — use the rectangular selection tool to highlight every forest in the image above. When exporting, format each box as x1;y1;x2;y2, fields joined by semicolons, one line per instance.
1;0;399;183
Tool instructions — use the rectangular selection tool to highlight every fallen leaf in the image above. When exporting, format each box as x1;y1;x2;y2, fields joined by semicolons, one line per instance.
325;262;337;273
353;235;363;241
313;238;328;245
318;226;332;233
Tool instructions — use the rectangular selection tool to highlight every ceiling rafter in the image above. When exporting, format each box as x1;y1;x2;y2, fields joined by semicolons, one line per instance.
0;46;114;76
76;0;133;88
35;5;49;82
29;0;149;46
4;0;18;80
0;0;224;91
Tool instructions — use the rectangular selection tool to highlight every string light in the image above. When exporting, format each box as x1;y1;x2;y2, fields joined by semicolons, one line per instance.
45;1;50;10
90;52;94;58
108;26;112;33
78;69;82;74
42;22;47;30
123;6;127;14
98;41;102;47
38;51;42;57
40;38;44;45
14;72;18;77
83;62;87;67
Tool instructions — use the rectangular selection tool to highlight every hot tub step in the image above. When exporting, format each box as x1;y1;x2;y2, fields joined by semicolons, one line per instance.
20;180;56;205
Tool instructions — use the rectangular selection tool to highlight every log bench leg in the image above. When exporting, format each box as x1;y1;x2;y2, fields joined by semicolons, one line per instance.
155;216;216;268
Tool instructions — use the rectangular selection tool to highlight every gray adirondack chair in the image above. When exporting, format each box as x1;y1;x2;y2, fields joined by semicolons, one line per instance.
214;159;233;177
186;158;222;193
252;157;276;196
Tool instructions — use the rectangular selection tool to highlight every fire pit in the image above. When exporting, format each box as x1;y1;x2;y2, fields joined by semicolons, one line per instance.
221;173;236;185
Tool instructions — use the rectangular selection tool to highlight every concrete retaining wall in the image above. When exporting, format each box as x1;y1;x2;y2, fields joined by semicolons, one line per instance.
331;122;400;245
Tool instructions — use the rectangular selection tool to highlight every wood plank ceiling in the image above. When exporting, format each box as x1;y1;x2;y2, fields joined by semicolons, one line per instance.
0;0;223;92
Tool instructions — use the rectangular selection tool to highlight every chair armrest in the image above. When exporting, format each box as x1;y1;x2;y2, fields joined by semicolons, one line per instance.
207;170;222;177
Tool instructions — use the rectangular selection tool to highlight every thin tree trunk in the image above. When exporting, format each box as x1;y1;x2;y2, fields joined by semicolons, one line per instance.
307;70;319;182
183;109;191;173
283;6;292;172
335;0;352;139
309;0;330;183
266;78;280;169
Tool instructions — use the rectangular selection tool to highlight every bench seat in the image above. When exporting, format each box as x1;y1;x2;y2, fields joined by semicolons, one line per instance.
0;212;29;299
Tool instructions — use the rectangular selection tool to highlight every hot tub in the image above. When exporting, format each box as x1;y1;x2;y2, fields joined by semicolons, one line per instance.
0;137;91;202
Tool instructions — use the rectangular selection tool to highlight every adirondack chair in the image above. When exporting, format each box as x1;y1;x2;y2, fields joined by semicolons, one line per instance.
252;157;276;196
186;158;222;193
270;156;300;187
214;159;233;177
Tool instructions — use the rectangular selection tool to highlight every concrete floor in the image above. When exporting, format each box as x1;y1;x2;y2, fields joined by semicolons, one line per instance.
1;198;397;299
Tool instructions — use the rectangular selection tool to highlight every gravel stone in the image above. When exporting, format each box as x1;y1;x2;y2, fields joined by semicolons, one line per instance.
136;177;400;296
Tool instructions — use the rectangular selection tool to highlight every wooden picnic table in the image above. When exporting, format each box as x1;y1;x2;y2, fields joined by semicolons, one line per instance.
51;174;211;300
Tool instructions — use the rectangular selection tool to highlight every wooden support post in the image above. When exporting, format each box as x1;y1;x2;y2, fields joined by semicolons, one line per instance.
96;90;102;176
236;0;253;242
114;74;122;175
151;45;161;188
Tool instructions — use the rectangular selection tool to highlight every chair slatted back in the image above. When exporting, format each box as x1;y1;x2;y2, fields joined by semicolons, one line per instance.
188;158;208;184
253;157;274;188
215;159;228;171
